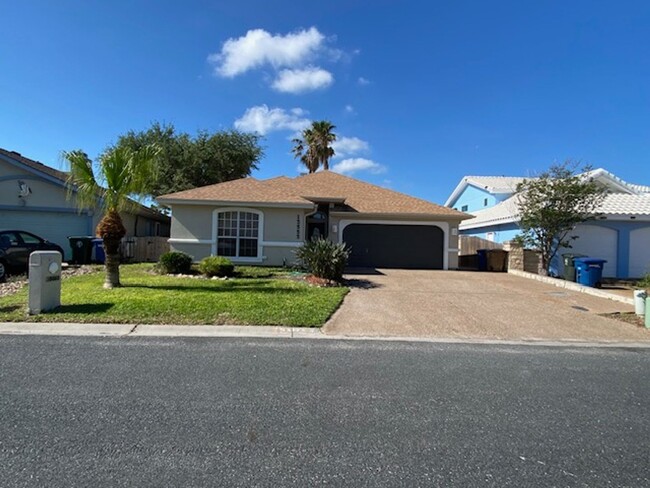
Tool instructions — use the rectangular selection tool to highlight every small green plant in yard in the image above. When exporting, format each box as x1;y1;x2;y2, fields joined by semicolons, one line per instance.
234;266;288;279
638;273;650;291
158;251;193;274
199;256;235;277
295;238;350;282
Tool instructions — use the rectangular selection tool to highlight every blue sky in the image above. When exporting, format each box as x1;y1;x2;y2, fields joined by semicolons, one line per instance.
1;0;649;204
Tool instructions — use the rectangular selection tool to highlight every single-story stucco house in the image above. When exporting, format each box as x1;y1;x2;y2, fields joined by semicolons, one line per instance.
157;171;469;269
0;148;171;260
445;169;650;278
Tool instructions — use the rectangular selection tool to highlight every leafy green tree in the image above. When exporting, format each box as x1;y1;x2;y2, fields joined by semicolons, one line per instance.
63;145;160;288
115;122;263;196
516;162;607;275
292;120;337;173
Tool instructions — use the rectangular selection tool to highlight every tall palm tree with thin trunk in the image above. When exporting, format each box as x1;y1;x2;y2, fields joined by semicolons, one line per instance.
310;120;336;170
63;145;160;289
292;120;337;173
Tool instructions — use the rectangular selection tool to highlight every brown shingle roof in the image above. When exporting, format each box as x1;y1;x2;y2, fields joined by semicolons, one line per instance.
158;170;468;218
0;147;68;182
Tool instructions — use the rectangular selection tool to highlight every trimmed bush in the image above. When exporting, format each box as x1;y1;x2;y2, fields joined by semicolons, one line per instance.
199;256;235;277
295;238;350;282
158;251;193;274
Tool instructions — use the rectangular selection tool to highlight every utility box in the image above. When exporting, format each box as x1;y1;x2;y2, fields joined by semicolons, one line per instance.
28;251;62;315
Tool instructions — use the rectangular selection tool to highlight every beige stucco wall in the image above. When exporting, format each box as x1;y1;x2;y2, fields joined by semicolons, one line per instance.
170;242;212;261
168;204;306;265
170;205;214;240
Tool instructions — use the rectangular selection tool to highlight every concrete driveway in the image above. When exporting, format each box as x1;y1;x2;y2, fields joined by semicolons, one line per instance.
324;270;649;342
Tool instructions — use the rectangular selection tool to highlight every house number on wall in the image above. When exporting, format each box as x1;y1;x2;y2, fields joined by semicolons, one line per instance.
296;214;301;239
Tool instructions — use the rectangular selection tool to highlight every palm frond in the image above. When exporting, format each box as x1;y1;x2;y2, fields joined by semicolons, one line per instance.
62;150;101;212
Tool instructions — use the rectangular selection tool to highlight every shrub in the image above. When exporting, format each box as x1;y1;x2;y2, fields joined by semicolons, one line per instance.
638;273;650;291
158;251;193;274
199;256;235;277
295;238;350;282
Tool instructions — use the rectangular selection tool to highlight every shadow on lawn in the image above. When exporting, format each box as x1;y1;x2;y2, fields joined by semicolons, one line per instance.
124;282;303;293
0;305;22;314
51;303;114;314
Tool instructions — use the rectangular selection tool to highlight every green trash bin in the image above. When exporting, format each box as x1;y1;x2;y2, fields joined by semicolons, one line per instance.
562;253;586;282
68;236;94;264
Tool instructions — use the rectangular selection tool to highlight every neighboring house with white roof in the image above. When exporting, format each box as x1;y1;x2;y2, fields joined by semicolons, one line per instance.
445;169;650;279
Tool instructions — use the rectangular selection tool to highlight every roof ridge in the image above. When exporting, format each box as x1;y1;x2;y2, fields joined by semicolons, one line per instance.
300;170;456;208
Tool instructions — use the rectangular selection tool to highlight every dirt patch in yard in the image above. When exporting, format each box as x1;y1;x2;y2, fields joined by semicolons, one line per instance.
602;312;646;329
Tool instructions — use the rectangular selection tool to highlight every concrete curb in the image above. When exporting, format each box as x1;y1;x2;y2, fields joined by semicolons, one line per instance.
508;269;635;305
0;322;648;348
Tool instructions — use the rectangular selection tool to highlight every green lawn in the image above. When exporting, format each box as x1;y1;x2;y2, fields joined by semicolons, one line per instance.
0;264;348;327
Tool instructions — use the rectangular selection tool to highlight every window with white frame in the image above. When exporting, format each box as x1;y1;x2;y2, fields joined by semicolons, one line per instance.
216;211;260;258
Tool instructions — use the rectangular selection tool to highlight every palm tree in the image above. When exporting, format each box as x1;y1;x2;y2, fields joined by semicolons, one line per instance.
292;120;337;173
310;120;336;170
63;145;160;289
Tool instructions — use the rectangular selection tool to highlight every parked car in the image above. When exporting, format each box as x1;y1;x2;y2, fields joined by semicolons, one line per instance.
0;230;65;281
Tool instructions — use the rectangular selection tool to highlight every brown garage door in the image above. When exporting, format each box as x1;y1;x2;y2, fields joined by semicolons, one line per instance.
343;224;444;269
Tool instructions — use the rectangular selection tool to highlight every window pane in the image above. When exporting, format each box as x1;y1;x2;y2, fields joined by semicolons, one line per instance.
238;212;259;240
19;232;41;244
238;238;258;257
217;238;237;257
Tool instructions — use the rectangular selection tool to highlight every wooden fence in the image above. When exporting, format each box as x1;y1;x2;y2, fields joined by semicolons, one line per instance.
121;237;169;263
459;235;504;256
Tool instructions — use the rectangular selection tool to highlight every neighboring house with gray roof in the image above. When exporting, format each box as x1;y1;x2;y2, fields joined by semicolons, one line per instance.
157;171;470;270
0;148;170;260
446;168;650;278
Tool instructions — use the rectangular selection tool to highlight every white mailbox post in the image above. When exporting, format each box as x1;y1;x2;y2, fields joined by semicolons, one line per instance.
28;251;62;315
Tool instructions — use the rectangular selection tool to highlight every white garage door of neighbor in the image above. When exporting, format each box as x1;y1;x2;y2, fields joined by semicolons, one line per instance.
559;224;618;278
0;210;89;261
629;227;650;278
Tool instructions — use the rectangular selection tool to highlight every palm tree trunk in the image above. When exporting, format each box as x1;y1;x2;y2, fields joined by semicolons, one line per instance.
103;239;122;288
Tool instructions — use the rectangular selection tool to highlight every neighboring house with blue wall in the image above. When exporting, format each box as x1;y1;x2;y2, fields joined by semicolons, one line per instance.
445;170;650;279
0;148;170;260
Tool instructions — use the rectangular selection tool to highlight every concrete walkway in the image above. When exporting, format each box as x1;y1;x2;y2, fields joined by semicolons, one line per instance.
324;270;649;342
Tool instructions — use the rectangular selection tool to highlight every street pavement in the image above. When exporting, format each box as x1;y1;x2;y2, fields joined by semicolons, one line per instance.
0;336;648;487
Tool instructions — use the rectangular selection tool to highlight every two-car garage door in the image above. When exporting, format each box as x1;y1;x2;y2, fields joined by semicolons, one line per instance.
342;223;444;269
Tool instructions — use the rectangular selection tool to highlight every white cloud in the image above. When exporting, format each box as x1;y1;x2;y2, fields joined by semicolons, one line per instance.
357;76;370;85
234;105;311;135
332;136;369;158
209;27;325;77
332;158;386;175
271;67;333;93
344;104;355;113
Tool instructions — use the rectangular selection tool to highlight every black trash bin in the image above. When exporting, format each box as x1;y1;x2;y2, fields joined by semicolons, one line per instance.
562;253;586;282
68;236;94;264
477;249;488;271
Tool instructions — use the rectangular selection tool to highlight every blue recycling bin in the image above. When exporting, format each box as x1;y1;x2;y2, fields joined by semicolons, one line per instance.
91;238;105;264
477;249;488;271
574;258;607;288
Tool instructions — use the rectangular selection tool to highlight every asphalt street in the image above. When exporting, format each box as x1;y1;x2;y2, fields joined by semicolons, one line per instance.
0;336;648;487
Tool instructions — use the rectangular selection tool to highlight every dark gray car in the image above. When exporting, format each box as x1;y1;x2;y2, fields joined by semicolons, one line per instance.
0;230;64;281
